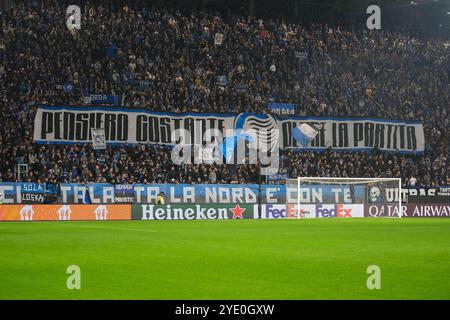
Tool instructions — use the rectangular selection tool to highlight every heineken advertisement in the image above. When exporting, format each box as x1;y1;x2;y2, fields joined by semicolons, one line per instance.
131;204;255;220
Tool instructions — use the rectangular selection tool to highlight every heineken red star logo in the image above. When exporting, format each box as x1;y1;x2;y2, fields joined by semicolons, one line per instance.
230;204;246;219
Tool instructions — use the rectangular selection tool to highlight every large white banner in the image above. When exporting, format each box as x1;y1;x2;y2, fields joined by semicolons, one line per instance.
33;105;425;152
279;117;425;152
33;105;235;146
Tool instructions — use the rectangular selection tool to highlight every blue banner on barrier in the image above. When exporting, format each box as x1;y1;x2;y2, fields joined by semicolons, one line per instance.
0;183;448;204
0;182;59;204
56;183;261;204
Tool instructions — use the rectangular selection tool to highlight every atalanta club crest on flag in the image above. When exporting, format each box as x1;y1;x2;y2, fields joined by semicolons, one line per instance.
91;128;106;150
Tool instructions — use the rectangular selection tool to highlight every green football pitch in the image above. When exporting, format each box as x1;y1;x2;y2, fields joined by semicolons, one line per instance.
1;218;449;300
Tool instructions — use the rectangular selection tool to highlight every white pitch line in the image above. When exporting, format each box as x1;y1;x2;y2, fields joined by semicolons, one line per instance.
39;221;161;233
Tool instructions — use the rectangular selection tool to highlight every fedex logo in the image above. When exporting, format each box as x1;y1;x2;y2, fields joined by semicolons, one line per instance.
261;205;316;219
316;204;353;218
286;205;315;219
266;205;287;218
260;204;362;219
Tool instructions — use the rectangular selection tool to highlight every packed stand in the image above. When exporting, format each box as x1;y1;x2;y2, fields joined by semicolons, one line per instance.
0;1;448;187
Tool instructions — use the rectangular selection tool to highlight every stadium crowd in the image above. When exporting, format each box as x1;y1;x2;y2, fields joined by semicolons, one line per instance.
0;1;448;187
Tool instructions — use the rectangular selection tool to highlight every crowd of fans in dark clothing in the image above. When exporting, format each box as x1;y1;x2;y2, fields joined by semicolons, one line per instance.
0;1;448;187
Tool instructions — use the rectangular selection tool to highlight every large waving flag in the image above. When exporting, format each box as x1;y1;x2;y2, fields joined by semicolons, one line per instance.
219;113;278;163
220;129;255;163
292;124;318;147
